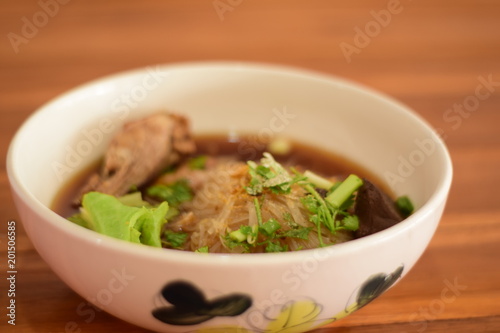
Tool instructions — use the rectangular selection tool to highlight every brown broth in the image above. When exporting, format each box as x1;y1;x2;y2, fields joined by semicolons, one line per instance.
51;135;386;217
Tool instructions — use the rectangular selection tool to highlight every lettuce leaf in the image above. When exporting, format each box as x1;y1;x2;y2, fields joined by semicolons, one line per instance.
72;192;169;248
139;202;169;247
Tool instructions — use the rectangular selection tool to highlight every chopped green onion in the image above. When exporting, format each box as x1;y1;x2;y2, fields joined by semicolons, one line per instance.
304;170;334;190
396;195;414;218
259;218;281;237
229;229;247;242
304;184;336;233
254;197;263;226
247;225;258;244
326;174;363;208
195;246;209;253
268;137;292;155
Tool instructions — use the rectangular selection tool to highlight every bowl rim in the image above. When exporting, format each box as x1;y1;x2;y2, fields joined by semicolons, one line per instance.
6;61;453;267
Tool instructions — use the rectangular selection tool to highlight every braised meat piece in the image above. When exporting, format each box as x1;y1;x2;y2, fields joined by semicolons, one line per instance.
354;179;404;238
76;113;195;201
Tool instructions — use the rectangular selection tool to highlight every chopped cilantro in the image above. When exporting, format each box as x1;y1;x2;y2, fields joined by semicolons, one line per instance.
146;180;193;206
163;230;188;249
246;161;264;195
280;227;312;240
188;155;207;170
224;196;311;252
299;176;363;246
283;212;293;223
303;184;336;233
245;153;297;195
244;156;364;250
264;241;288;253
340;215;359;231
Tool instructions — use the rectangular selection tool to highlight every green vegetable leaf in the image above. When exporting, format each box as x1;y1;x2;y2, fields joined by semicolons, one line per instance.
67;214;90;229
228;225;258;247
259;218;281;237
73;192;170;248
283;212;294;224
117;191;151;207
224;233;252;252
146;180;193;206
239;225;254;236
280;227;312;240
163;230;188;249
256;165;275;179
81;192;144;241
340;215;359;231
188;155;207;170
164;206;180;220
195;246;209;253
246;161;264;195
138;202;169;247
264;241;288;253
246;153;293;195
301;195;319;214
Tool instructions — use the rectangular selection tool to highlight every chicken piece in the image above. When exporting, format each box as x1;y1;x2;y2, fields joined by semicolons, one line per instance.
76;113;195;202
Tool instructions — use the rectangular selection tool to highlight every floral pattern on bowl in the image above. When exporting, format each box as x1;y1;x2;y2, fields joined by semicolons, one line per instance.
153;264;404;332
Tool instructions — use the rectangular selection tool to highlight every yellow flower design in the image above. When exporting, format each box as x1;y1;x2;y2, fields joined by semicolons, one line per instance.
265;300;323;333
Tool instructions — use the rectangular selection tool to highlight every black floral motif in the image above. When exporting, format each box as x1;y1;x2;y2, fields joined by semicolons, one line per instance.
355;264;404;309
152;280;252;326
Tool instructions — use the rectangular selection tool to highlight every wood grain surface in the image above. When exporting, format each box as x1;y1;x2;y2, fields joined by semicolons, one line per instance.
1;0;499;332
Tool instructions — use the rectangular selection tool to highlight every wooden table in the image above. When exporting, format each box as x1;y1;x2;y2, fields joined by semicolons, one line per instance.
1;1;499;332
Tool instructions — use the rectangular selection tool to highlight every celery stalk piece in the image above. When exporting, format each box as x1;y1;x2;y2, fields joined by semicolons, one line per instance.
326;174;363;208
304;170;334;190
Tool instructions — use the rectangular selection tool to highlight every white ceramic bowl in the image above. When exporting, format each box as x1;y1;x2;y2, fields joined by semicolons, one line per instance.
7;62;452;332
